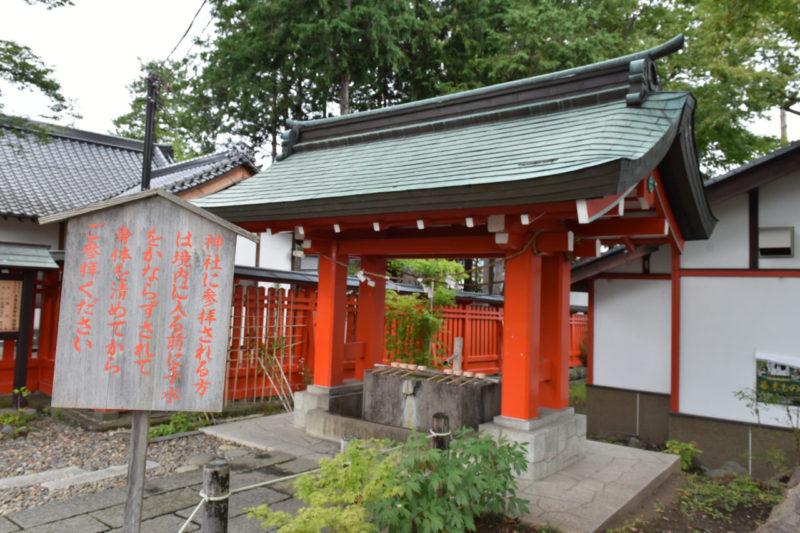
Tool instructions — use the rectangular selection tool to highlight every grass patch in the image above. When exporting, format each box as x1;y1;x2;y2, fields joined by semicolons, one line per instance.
569;381;586;408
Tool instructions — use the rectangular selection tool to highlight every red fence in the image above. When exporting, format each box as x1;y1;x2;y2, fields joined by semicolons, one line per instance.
3;275;589;404
569;314;589;367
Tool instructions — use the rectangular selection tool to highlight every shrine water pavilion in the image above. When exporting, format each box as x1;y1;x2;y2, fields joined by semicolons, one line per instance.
196;35;715;478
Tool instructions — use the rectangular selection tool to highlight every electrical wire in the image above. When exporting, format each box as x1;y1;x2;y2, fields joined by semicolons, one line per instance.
164;0;209;63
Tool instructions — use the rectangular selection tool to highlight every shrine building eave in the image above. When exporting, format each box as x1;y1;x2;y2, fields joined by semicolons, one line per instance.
195;36;715;241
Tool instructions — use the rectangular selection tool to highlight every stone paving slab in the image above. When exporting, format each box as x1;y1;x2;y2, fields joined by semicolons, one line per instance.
0;517;20;533
0;467;85;490
518;440;679;533
91;488;199;529
143;469;204;494
110;513;199;533
202;413;340;458
21;515;109;533
41;461;159;490
228;450;295;472
4;488;128;528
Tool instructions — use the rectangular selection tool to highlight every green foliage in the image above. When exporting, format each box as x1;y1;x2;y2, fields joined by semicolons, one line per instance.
249;429;529;533
384;291;445;366
678;475;782;522
568;381;586;408
0;410;37;435
249;439;402;533
112;60;213;161
148;411;210;439
663;440;702;472
116;0;797;170
12;386;30;399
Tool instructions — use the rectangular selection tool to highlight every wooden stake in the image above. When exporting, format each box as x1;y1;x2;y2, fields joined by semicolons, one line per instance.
123;410;150;533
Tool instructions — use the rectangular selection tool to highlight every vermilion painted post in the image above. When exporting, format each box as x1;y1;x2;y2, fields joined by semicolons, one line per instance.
501;248;542;420
355;256;386;378
314;241;347;387
539;254;570;409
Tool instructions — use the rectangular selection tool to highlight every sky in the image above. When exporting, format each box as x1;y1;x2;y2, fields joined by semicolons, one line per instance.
0;0;214;134
1;0;798;144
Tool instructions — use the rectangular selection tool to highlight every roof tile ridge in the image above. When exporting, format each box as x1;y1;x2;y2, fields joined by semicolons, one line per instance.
290;87;627;156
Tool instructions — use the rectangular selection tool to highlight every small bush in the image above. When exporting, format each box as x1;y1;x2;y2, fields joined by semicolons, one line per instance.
663;440;702;471
148;411;209;438
248;429;529;533
678;475;782;522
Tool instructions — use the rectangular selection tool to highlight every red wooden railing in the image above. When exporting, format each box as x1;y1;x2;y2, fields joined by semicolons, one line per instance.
3;275;589;403
569;313;589;367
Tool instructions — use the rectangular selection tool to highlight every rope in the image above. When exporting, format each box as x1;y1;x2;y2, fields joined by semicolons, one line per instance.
429;429;452;438
317;230;545;289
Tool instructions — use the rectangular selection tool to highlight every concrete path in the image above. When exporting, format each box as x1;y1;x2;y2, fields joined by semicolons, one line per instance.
0;413;678;532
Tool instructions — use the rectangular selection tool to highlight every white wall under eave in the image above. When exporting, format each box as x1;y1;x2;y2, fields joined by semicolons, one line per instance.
681;195;748;269
593;278;671;394
259;232;293;271
759;172;800;269
680;276;800;427
0;218;60;249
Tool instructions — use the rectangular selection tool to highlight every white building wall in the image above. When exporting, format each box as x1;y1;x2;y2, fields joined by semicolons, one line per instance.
680;276;800;427
681;195;748;269
0;219;60;248
759;174;800;269
593;278;671;394
233;231;292;270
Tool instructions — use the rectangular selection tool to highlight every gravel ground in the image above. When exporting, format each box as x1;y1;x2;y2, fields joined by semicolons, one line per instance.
0;414;247;516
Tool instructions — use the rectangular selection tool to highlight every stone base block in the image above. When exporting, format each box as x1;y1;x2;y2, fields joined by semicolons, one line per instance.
293;382;364;429
480;408;586;481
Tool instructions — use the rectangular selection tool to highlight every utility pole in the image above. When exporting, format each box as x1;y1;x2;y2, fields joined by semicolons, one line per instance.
141;74;158;191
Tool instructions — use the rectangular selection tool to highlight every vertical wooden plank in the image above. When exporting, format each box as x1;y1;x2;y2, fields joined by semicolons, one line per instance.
12;271;35;408
355;256;386;379
123;410;150;533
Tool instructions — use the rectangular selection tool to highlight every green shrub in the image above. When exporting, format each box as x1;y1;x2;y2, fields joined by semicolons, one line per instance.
0;410;37;434
663;440;702;471
679;475;782;522
248;429;529;533
148;411;209;438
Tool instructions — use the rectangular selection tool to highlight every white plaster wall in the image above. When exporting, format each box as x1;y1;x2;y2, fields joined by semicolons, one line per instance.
259;232;292;270
681;195;748;269
759;173;800;269
680;276;800;427
235;234;257;267
593;278;671;393
0;219;59;248
233;231;292;270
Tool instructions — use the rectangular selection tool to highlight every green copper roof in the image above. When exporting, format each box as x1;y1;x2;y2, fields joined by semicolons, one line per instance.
0;244;58;270
197;92;688;215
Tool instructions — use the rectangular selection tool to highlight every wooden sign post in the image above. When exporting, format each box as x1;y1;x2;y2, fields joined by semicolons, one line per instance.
40;190;257;532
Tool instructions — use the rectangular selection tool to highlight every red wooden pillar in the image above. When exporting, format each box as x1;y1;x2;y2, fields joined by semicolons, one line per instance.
539;253;571;409
501;248;542;420
355;256;386;379
314;241;347;387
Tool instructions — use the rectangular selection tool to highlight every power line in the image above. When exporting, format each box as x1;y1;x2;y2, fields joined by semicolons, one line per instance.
164;0;208;63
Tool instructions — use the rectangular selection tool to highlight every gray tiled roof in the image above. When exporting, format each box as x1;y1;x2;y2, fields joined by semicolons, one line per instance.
0;118;257;219
119;145;258;196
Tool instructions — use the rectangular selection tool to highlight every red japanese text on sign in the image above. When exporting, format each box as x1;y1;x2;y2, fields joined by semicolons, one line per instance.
73;222;103;353
134;229;162;375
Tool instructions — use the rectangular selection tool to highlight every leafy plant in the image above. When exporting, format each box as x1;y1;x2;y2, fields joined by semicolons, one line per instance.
0;409;37;436
249;429;529;533
736;387;800;466
148;411;209;438
663;440;702;472
12;385;30;399
678;475;782;522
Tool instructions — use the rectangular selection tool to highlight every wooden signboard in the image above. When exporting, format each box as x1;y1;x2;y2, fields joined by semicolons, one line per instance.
0;280;22;333
43;190;256;412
